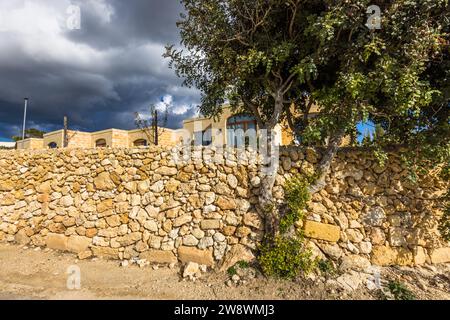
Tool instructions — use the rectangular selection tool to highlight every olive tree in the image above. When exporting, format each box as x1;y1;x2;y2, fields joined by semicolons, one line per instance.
165;0;449;235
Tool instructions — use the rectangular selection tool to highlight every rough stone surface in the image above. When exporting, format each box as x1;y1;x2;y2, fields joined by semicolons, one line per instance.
178;246;214;266
303;221;341;242
140;250;178;264
0;147;447;269
430;248;450;264
67;236;91;253
183;262;199;278
371;245;414;266
219;244;255;272
340;255;371;272
200;219;221;230
371;245;397;266
94;172;115;191
45;233;68;251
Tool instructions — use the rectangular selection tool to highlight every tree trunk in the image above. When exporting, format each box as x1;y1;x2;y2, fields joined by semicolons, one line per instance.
258;127;280;236
260;171;278;236
308;128;346;194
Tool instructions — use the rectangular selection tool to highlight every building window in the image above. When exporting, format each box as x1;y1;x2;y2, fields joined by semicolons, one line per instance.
192;125;212;146
95;139;107;148
202;125;212;146
48;142;57;149
226;114;257;148
133;139;148;147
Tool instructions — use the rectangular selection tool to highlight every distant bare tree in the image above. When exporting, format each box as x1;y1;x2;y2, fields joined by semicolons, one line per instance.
134;102;169;146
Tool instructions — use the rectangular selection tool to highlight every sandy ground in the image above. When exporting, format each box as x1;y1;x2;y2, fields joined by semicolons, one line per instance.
0;243;448;300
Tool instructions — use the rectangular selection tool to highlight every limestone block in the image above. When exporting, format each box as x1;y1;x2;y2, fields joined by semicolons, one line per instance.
45;233;68;251
140;250;177;264
200;219;221;230
430;247;450;264
178;246;214;266
67;235;91;253
303;221;340;242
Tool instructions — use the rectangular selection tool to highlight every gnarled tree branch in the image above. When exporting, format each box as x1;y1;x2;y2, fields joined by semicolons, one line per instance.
308;127;346;194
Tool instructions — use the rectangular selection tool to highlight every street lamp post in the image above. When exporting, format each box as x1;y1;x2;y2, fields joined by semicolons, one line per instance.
22;98;28;140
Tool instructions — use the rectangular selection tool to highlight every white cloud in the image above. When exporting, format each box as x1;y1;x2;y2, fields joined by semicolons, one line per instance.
0;1;67;34
137;94;197;124
155;94;197;116
172;104;191;115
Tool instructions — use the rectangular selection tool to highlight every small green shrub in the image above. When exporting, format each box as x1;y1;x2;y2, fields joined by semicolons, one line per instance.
227;266;237;276
373;149;389;167
236;260;250;269
258;235;316;279
227;260;250;276
280;174;311;233
317;259;336;276
387;280;416;300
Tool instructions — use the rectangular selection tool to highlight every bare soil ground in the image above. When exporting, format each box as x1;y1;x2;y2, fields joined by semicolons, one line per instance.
0;243;448;300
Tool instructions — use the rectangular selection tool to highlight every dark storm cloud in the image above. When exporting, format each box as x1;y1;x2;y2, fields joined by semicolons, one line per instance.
0;0;199;142
66;0;184;49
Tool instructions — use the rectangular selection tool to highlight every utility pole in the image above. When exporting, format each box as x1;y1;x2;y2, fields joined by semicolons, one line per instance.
154;110;158;146
22;98;28;140
63;116;68;148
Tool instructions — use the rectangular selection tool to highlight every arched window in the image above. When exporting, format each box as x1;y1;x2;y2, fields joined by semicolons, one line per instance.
48;142;57;149
133;139;148;147
95;139;107;148
226;114;257;148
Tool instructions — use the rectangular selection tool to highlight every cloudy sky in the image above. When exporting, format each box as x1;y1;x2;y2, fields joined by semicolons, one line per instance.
0;0;201;141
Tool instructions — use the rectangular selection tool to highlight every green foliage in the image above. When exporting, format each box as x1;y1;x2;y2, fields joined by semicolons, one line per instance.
167;2;449;275
236;260;250;269
387;280;416;301
258;235;316;279
280;174;311;233
257;174;317;279
227;266;237;277
317;259;336;277
373;149;389;168
228;260;251;276
166;0;449;165
12;128;46;141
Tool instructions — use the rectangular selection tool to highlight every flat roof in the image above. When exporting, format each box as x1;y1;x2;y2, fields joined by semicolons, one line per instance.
0;141;16;147
40;127;175;137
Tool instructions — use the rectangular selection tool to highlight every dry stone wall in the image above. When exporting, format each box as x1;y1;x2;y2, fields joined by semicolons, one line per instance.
0;146;448;269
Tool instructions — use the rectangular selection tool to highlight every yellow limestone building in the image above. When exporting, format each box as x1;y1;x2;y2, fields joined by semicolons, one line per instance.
16;106;314;150
16;128;178;150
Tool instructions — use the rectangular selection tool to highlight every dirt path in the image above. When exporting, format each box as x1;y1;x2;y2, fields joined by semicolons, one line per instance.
0;243;448;300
